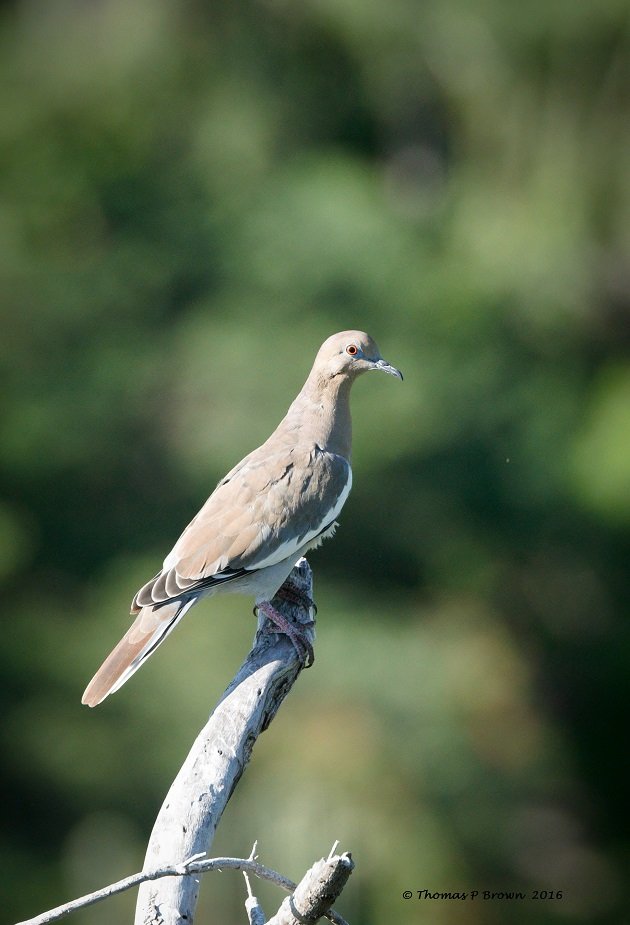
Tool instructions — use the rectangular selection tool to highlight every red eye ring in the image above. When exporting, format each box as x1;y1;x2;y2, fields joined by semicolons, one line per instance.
346;344;358;356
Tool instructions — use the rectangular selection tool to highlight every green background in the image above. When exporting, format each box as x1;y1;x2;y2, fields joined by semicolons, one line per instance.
1;1;628;923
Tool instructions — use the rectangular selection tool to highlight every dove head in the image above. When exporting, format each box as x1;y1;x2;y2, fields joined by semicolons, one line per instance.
282;330;402;458
313;330;403;383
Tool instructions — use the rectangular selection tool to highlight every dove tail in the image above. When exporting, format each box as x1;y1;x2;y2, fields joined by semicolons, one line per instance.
81;598;196;707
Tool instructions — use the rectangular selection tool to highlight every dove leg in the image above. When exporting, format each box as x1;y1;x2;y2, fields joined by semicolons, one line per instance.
255;600;315;668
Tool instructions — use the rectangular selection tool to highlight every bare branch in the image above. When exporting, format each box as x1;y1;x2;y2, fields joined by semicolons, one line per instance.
15;852;351;925
135;559;316;925
17;559;354;925
243;871;266;925
14;856;286;925
268;852;354;925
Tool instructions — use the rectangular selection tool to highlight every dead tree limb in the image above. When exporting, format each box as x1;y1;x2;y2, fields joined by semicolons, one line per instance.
135;557;316;925
15;855;294;925
267;851;355;925
15;558;354;925
14;851;352;925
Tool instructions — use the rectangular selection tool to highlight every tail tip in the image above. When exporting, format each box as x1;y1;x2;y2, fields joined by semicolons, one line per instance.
81;684;106;708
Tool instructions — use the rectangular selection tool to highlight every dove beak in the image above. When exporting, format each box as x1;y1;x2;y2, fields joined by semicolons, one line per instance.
373;358;403;381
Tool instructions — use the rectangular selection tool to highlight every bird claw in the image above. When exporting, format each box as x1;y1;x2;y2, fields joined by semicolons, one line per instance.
255;601;315;668
274;580;318;616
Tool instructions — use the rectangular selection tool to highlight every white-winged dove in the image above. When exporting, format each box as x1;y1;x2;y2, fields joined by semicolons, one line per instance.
82;331;402;706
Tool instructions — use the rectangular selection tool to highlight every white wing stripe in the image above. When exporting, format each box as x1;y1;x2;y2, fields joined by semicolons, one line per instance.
247;468;352;571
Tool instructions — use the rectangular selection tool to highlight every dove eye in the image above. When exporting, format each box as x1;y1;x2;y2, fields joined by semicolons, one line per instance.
345;344;358;356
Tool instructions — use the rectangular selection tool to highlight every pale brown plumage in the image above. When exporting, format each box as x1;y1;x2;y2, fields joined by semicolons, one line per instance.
82;331;402;706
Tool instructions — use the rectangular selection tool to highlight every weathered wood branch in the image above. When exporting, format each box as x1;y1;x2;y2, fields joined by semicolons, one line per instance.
15;558;355;925
14;850;352;925
267;851;354;925
135;557;316;925
14;855;294;925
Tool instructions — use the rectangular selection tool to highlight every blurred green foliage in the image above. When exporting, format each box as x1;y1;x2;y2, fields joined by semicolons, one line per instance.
1;1;629;923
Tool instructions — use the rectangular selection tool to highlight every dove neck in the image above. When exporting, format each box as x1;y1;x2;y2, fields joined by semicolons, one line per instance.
284;372;353;459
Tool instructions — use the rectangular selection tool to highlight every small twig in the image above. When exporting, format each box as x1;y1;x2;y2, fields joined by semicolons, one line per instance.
243;871;266;925
15;853;350;925
176;851;206;872
13;857;277;925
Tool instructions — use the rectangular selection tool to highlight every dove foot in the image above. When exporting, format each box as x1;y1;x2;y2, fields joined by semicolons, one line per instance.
255;600;315;667
275;580;318;615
